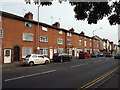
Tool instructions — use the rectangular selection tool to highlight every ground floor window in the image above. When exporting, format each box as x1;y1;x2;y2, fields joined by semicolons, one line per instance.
67;48;72;55
40;48;48;55
58;48;63;54
22;47;33;58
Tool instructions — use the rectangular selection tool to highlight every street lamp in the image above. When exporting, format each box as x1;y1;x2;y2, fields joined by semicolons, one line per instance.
92;27;102;53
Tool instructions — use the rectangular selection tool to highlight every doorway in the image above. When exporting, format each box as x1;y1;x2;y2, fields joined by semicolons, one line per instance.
13;45;20;61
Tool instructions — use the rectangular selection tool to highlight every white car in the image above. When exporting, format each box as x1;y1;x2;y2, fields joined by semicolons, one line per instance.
23;54;50;66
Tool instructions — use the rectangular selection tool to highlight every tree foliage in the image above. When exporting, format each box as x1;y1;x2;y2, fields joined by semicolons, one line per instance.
25;0;120;25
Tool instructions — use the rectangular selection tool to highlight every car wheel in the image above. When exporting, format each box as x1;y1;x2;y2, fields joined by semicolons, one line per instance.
29;61;34;66
45;60;49;64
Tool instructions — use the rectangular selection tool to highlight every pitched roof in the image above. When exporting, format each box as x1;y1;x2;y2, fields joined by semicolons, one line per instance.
1;10;98;40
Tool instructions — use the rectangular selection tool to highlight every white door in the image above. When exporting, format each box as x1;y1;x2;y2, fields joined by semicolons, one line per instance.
50;49;53;59
4;49;11;63
54;49;57;54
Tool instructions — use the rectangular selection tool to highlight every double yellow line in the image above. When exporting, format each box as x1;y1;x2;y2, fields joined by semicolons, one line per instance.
78;65;120;90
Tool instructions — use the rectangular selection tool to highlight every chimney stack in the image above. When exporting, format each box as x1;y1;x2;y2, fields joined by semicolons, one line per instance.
80;31;85;35
69;28;74;32
24;12;33;20
52;22;60;28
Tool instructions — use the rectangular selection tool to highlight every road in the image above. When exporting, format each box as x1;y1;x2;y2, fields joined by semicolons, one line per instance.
2;57;119;89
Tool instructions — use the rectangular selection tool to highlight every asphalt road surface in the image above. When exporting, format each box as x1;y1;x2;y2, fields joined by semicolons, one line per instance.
2;57;119;89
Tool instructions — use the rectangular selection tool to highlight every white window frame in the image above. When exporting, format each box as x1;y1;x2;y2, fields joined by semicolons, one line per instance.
58;48;63;54
59;30;62;34
67;32;72;37
40;48;48;55
22;47;33;58
58;39;63;44
40;36;48;42
42;26;48;31
25;22;32;28
84;41;86;47
67;48;72;55
79;40;81;46
67;40;71;45
0;29;3;38
90;43;92;47
23;33;33;41
0;15;1;22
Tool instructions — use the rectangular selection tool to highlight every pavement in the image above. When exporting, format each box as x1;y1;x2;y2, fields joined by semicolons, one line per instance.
2;58;120;89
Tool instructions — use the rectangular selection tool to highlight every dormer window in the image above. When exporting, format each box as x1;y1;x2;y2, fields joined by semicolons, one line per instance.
42;26;48;31
59;30;62;34
25;22;32;28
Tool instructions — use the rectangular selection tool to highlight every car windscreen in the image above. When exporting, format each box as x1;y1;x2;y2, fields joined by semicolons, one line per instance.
26;54;31;58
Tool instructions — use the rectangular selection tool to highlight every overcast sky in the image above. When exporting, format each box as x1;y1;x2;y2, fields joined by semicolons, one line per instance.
0;0;119;44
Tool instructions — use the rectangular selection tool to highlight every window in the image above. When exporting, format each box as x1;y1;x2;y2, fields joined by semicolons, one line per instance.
59;30;62;34
0;15;1;22
84;41;86;47
67;48;72;55
40;36;48;42
58;48;63;54
67;32;72;37
22;47;33;58
25;22;32;28
67;40;71;45
23;33;33;41
97;44;99;48
79;40;81;46
90;43;92;47
79;36;81;38
40;48;48;55
42;26;48;31
0;30;3;38
58;39;63;44
5;50;10;56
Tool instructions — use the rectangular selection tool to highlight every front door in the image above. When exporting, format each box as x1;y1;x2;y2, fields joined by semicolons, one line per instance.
50;49;53;59
13;46;20;61
4;49;11;63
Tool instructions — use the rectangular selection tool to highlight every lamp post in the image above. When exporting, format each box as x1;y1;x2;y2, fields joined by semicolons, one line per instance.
37;3;40;54
92;27;102;53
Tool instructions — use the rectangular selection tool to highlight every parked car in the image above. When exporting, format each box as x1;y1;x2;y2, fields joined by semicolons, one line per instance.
79;51;91;59
91;53;98;58
114;52;120;59
52;53;72;62
23;54;50;66
106;52;112;57
99;52;105;57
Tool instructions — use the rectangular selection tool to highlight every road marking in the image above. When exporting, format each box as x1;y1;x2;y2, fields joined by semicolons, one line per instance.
5;69;56;82
78;66;120;89
70;63;89;68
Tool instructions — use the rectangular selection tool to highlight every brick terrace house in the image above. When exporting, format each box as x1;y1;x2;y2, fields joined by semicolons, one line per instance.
1;11;99;64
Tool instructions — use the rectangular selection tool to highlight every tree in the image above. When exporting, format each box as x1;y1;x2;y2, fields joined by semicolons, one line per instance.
25;0;120;25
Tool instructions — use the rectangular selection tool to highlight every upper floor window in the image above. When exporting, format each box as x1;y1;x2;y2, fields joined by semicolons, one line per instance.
67;32;72;37
84;41;86;47
67;40;71;45
79;36;81;38
79;40;81;46
0;15;1;22
0;29;3;38
42;26;48;31
25;22;32;28
23;33;33;41
59;30;62;34
40;36;48;42
90;43;92;47
58;39;63;44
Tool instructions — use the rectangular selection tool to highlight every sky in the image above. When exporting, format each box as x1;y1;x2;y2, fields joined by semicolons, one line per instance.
0;0;119;44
